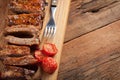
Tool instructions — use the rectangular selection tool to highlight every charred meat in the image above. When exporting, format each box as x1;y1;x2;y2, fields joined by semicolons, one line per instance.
6;24;42;30
5;25;40;46
0;45;30;57
2;55;37;66
8;13;42;26
5;25;40;36
0;66;35;80
0;0;46;79
9;0;45;14
5;35;40;46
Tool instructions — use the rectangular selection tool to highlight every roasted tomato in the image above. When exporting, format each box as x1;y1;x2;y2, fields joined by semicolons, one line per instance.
35;50;44;63
42;43;58;57
42;57;57;74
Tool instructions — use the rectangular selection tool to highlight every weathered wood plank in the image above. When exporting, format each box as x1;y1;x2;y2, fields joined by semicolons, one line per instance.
58;20;120;80
84;57;120;80
65;0;120;42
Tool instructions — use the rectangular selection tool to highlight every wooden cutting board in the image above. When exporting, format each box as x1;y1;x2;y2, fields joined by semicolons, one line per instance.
41;0;71;80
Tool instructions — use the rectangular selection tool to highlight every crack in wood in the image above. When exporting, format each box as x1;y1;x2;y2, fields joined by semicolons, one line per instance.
80;0;120;13
65;0;120;42
64;18;120;43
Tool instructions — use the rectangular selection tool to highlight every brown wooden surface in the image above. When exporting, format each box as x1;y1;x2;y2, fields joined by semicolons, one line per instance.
58;0;120;80
65;0;120;42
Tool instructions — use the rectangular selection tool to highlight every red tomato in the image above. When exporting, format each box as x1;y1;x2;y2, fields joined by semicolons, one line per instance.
35;50;44;63
42;57;57;74
42;43;58;57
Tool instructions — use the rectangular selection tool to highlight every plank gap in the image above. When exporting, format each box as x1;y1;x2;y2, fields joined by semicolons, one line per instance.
64;19;120;43
65;0;120;42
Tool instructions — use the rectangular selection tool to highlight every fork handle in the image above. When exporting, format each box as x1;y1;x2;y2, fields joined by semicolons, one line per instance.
51;7;56;18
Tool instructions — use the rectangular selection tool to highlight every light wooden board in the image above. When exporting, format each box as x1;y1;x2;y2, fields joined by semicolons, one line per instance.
41;0;71;80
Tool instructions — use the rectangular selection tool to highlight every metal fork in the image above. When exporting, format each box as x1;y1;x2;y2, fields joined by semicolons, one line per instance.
43;6;56;40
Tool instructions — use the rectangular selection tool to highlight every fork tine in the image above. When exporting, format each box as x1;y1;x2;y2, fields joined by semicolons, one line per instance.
53;27;56;36
49;27;54;38
43;25;56;39
48;27;51;39
42;7;56;41
50;27;54;38
47;27;51;38
43;27;47;38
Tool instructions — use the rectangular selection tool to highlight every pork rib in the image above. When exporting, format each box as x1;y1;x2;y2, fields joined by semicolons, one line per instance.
6;24;42;30
5;36;39;46
5;25;40;46
2;55;37;66
8;13;42;26
9;0;45;14
0;45;30;57
0;66;35;80
5;25;40;37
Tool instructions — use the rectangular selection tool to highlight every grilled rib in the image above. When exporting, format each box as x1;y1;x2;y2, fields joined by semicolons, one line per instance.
5;35;40;46
5;25;40;37
5;25;40;46
2;55;37;66
6;24;42;30
0;66;35;80
8;13;42;26
0;45;30;57
9;0;45;14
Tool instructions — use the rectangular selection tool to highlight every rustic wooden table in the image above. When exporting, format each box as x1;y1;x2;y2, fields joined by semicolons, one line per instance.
58;0;120;80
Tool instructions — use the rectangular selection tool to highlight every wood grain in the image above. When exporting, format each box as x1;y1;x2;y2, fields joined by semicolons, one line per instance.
58;20;120;80
41;0;71;80
65;0;120;42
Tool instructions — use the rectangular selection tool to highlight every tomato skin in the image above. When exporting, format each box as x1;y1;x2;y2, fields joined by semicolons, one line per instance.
35;50;44;63
42;43;58;57
42;57;57;74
